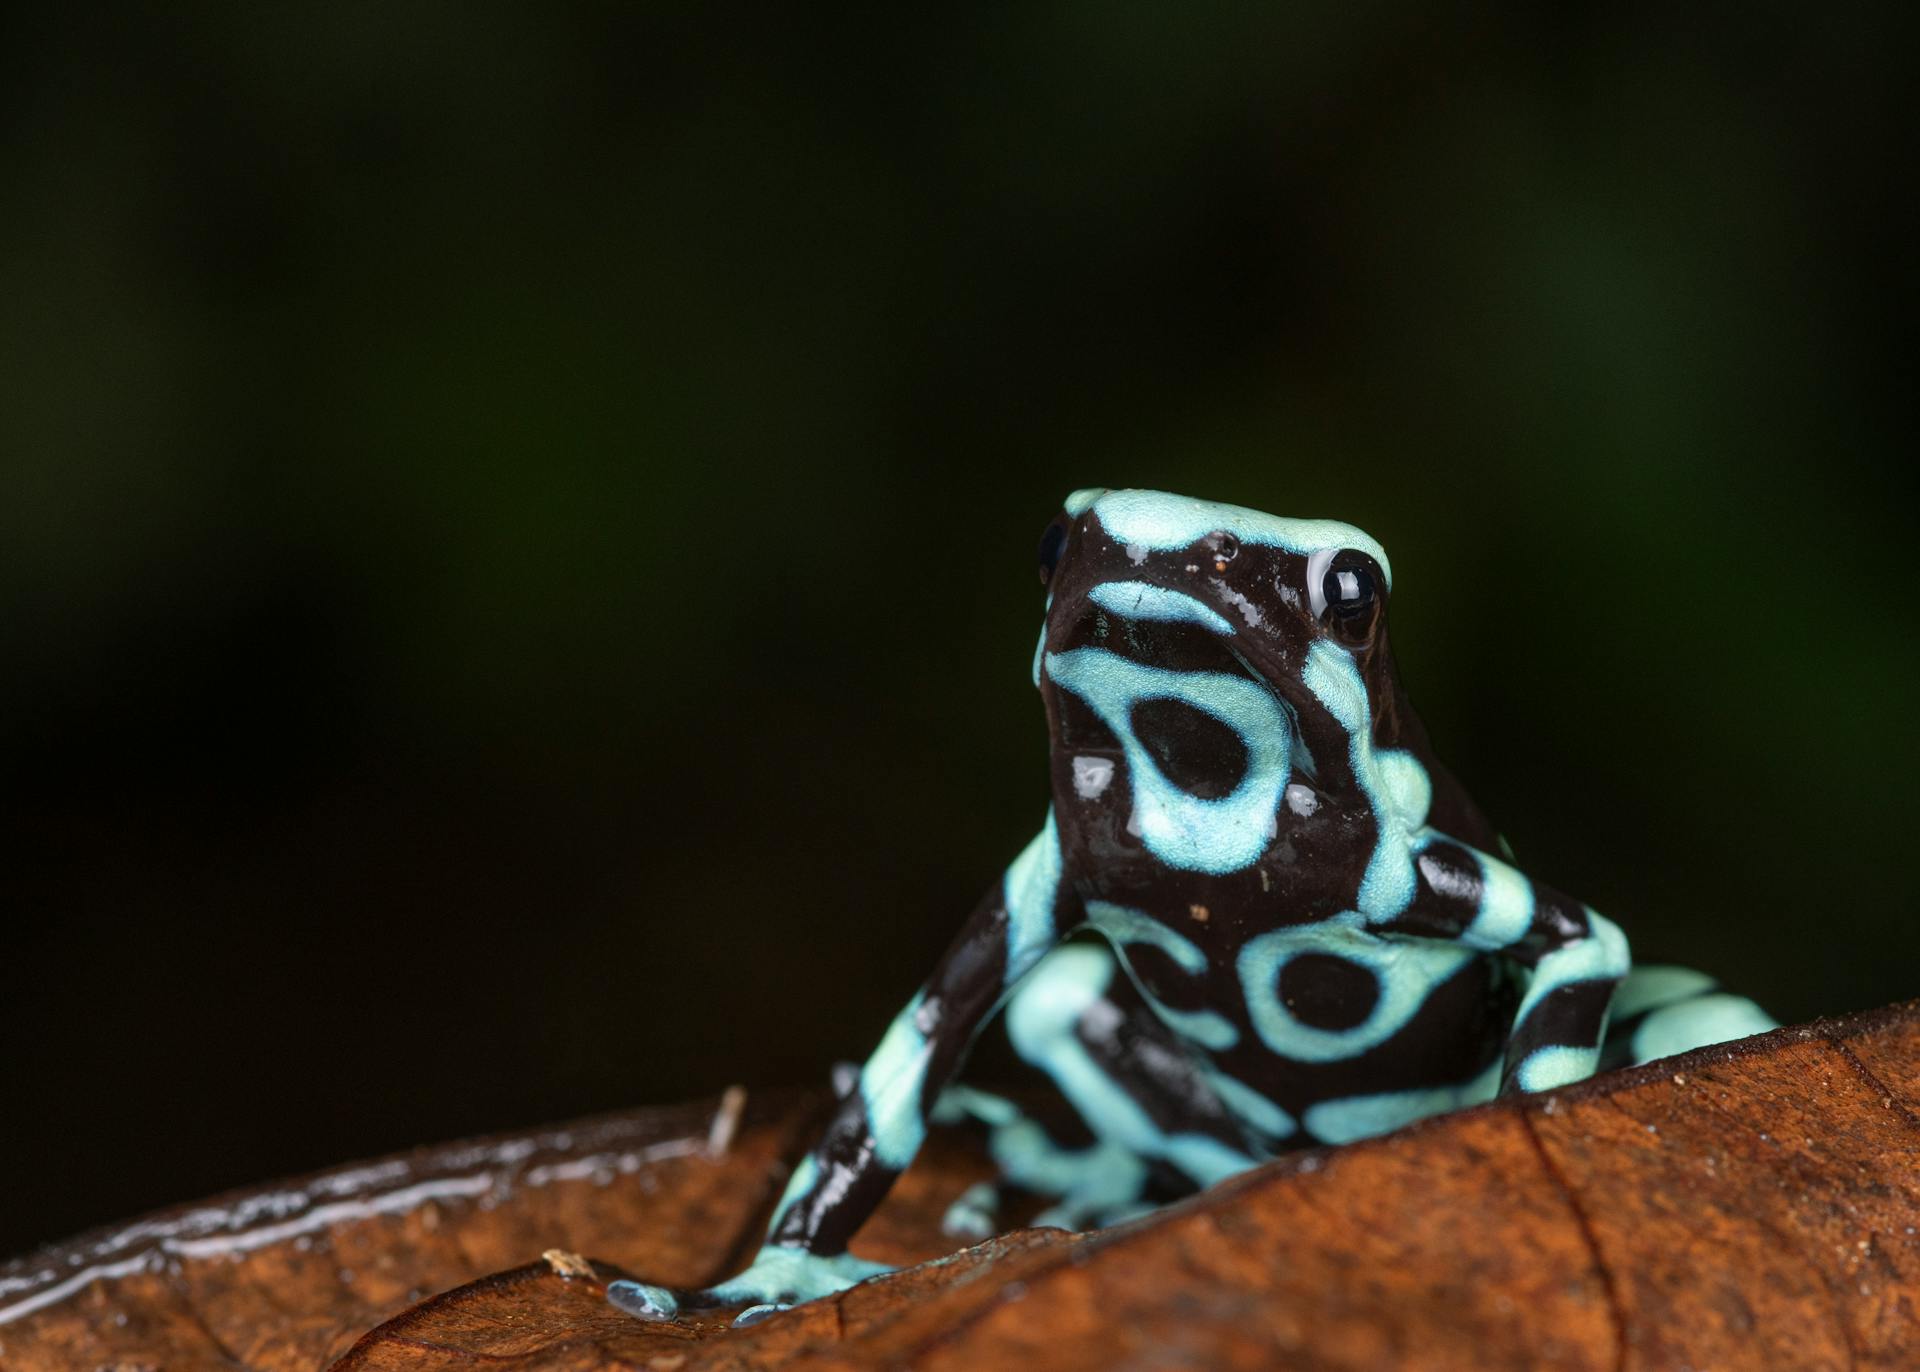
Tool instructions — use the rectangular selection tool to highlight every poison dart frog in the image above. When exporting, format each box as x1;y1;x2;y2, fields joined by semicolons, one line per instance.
611;488;1773;1324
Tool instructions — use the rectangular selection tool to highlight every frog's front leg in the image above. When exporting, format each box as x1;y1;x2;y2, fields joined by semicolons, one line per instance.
609;816;1074;1324
1381;836;1630;1094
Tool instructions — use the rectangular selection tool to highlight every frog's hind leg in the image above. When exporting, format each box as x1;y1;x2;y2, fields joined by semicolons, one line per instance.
931;1083;1150;1236
934;942;1261;1234
1601;965;1776;1071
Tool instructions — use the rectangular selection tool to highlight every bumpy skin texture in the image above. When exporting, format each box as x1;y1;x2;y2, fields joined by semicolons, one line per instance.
609;489;1773;1323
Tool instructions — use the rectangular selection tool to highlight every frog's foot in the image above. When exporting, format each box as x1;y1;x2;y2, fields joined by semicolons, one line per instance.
607;1245;892;1325
934;1083;1155;1235
1032;1190;1157;1232
940;1181;1004;1241
1603;964;1778;1071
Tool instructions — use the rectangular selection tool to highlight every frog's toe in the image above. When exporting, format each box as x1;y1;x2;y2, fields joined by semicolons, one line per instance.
940;1181;1003;1240
731;1302;793;1327
706;1245;893;1310
607;1246;890;1322
606;1279;681;1320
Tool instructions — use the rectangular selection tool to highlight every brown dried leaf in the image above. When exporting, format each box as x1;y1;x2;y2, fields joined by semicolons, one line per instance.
5;1007;1919;1371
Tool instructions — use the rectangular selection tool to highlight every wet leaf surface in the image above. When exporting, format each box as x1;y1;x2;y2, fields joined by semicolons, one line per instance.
5;1006;1918;1370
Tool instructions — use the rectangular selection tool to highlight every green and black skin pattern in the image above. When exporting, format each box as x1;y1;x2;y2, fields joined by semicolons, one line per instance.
610;488;1773;1324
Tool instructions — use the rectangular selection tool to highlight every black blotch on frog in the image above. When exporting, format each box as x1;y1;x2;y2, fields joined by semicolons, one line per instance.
1129;697;1248;800
1277;952;1379;1031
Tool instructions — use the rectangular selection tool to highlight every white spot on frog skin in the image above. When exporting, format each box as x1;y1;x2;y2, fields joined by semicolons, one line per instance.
1087;580;1236;634
1214;583;1265;629
1125;542;1150;566
1046;647;1291;875
1284;783;1318;816
1072;756;1115;799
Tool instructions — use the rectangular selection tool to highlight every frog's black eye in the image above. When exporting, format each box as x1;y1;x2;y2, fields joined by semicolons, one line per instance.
1037;518;1070;588
1307;549;1384;642
1324;564;1375;616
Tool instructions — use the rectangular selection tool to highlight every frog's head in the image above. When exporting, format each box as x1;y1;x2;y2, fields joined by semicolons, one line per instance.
1032;488;1413;873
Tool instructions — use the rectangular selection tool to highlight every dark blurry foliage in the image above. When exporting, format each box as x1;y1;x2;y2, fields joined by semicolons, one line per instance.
2;3;1915;1255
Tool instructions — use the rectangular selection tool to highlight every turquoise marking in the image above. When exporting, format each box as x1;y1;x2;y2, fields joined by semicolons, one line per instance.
1206;1069;1298;1143
1003;812;1063;979
1031;621;1047;688
932;1084;1023;1128
1063;487;1107;518
1511;1043;1599;1092
1632;993;1776;1062
772;1153;820;1216
1301;640;1429;918
1007;946;1253;1189
941;1181;1003;1240
1374;752;1432;835
707;1246;892;1307
1301;640;1370;735
1303;1060;1500;1145
1511;910;1630;1030
1087;580;1237;635
1146;1003;1239;1052
989;1119;1148;1226
1006;945;1113;1054
1159;1131;1260;1188
1087;489;1392;587
1085;900;1207;974
1237;915;1474;1064
1045;647;1290;874
858;991;934;1169
1610;964;1716;1020
1467;845;1535;949
1085;900;1239;1050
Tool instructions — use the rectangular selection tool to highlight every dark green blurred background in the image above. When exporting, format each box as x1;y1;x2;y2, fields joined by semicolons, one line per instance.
4;5;1915;1257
